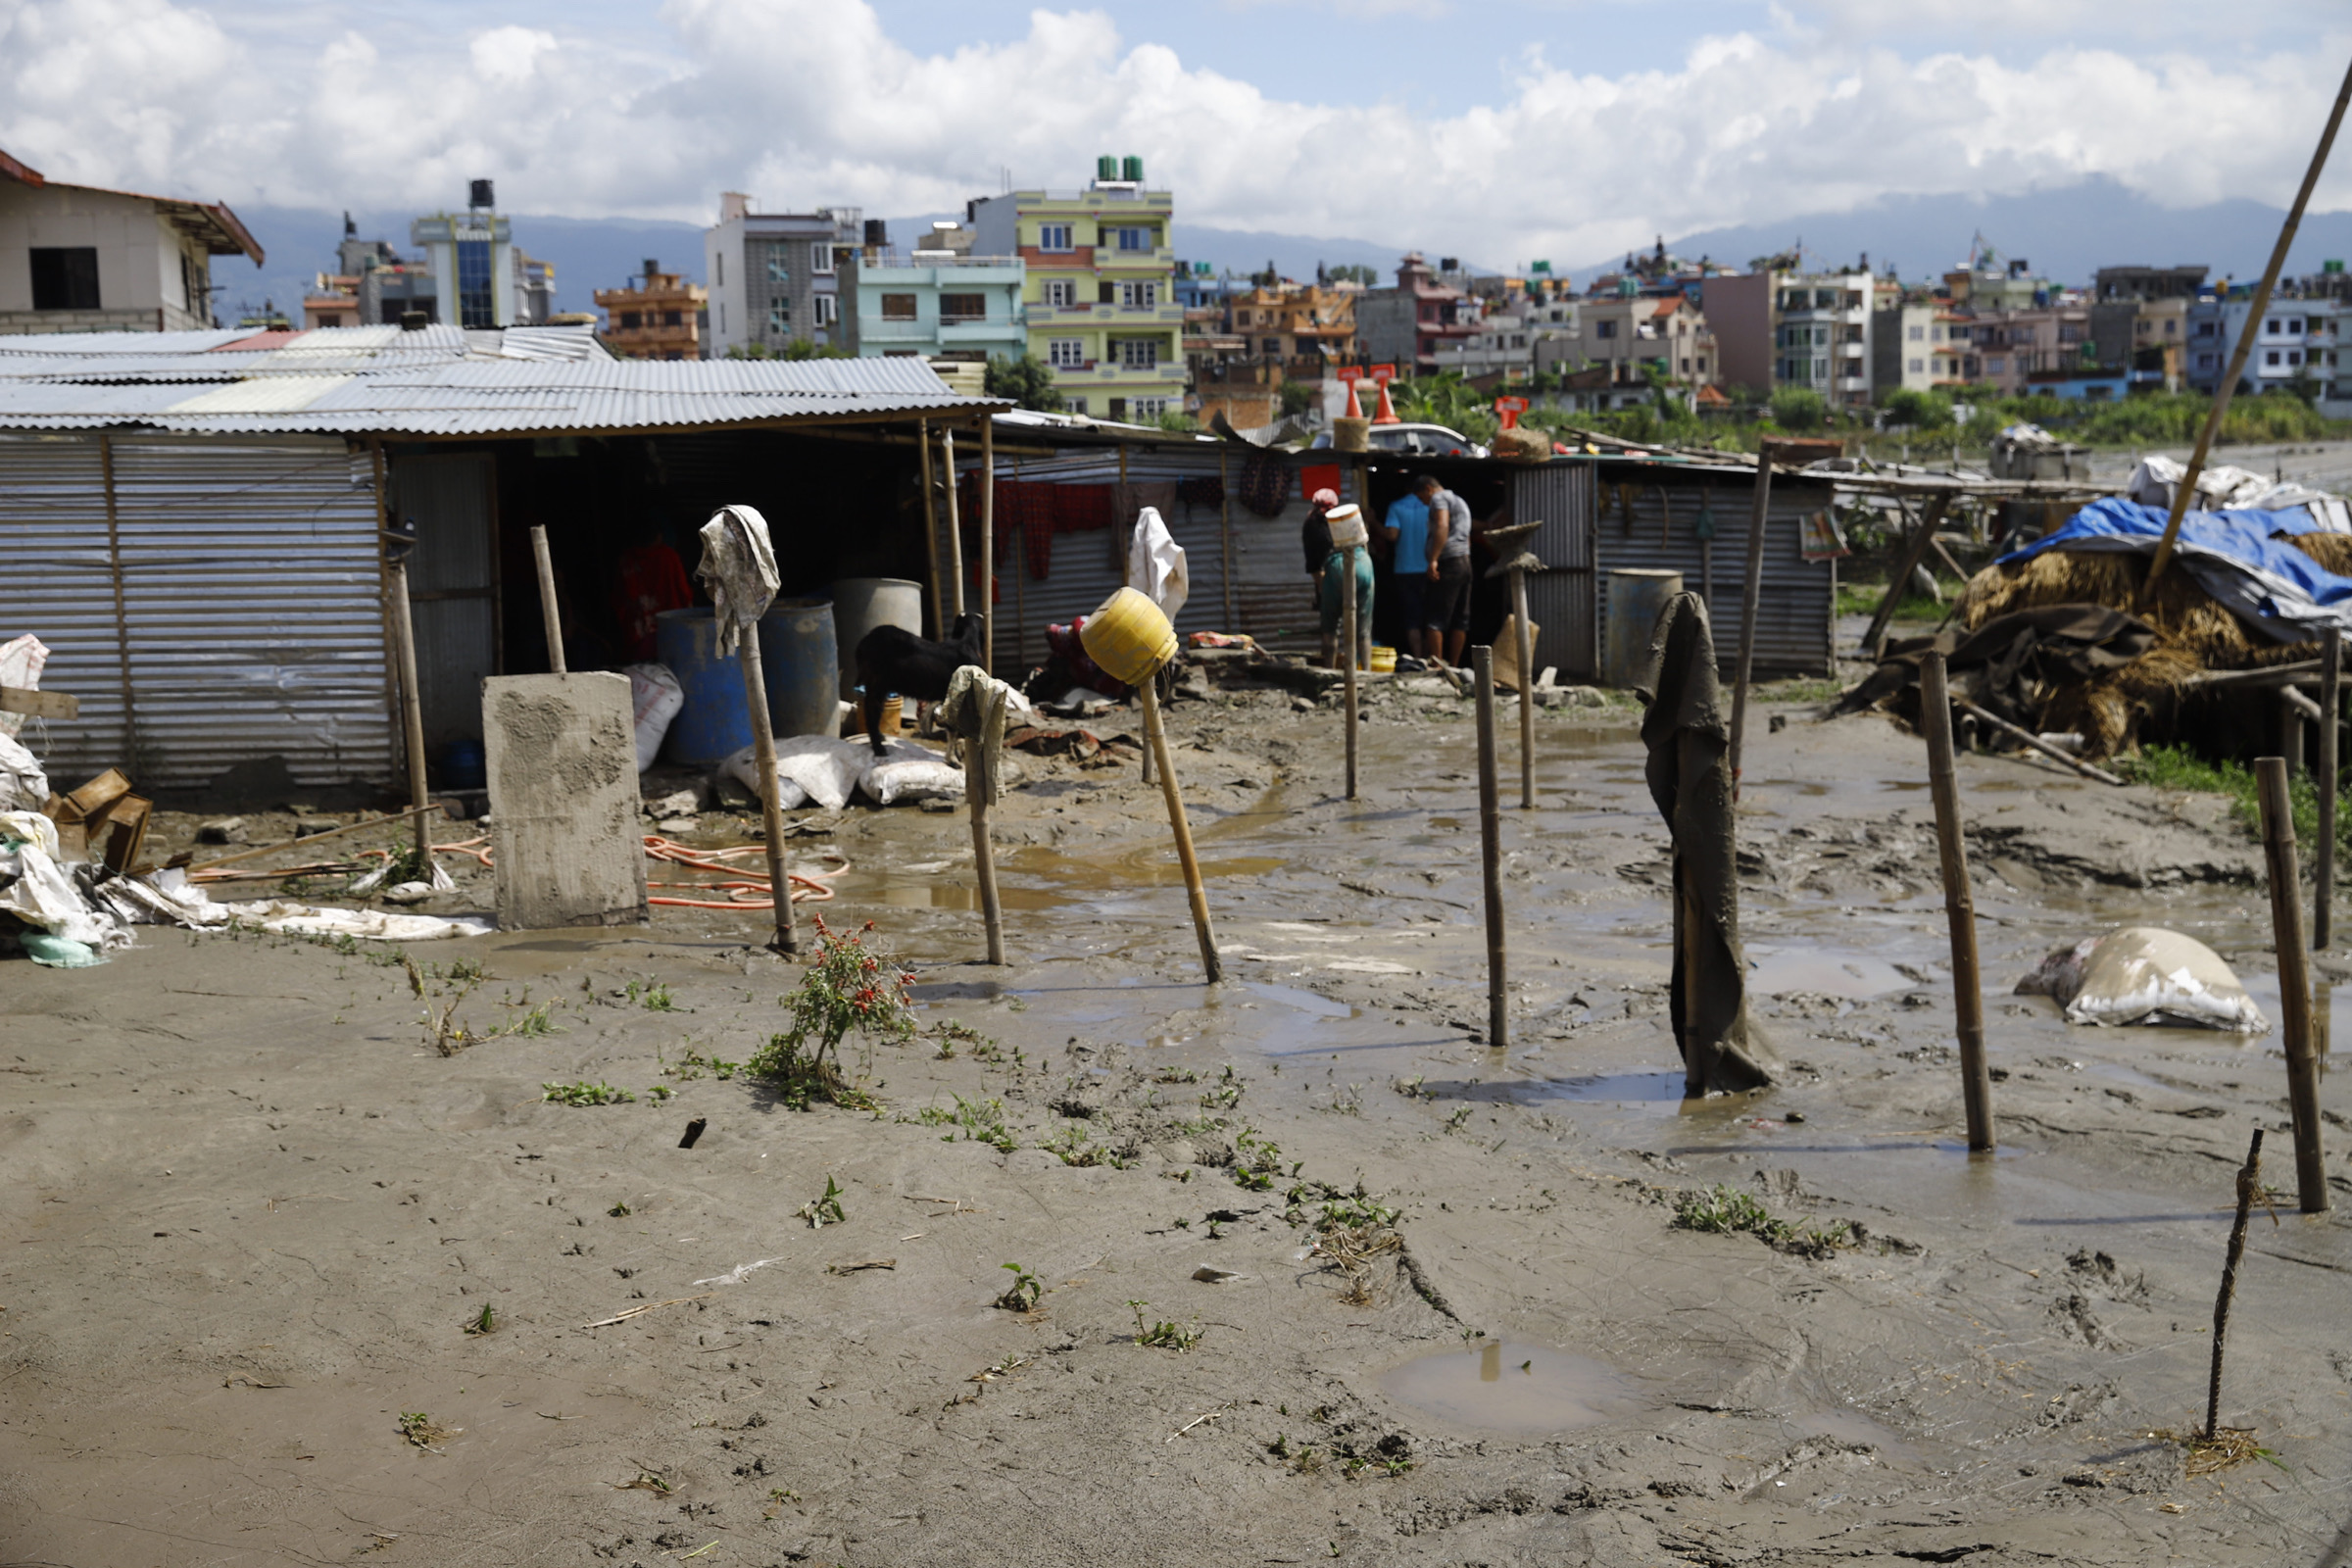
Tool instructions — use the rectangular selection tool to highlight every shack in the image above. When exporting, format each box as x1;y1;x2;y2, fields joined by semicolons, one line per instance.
0;325;1004;798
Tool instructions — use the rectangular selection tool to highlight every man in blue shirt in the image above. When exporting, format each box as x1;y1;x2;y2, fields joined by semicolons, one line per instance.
1383;480;1435;661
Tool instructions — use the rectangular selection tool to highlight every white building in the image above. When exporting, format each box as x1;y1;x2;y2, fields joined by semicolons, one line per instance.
0;143;261;334
704;193;864;357
1773;270;1874;409
2185;296;2341;404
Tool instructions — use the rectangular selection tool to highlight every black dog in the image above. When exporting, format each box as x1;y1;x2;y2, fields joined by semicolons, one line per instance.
854;613;984;755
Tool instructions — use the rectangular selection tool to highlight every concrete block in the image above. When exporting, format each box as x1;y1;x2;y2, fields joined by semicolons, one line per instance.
482;672;648;929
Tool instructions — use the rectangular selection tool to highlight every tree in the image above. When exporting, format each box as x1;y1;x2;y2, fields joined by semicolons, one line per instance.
1770;387;1828;431
1278;380;1317;417
1880;387;1947;429
984;352;1067;413
725;339;845;361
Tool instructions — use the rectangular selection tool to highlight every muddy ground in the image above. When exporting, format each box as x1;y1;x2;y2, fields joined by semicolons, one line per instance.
6;646;2352;1568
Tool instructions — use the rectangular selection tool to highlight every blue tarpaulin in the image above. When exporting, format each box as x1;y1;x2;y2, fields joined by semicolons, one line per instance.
1998;498;2352;642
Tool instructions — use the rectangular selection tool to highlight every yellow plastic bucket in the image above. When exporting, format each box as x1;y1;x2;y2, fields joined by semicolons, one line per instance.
1081;587;1178;685
1369;645;1396;674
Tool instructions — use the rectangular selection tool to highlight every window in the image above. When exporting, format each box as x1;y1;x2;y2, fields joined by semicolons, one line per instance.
718;303;725;333
1907;324;1924;341
1109;226;1153;252
1113;337;1159;368
1065;396;1088;415
715;254;723;287
2268;349;2281;366
1117;280;1157;309
620;311;643;329
940;293;986;322
2289;318;2306;335
2288;350;2303;367
2197;353;2215;369
1048;338;1086;368
1595;319;1616;339
767;299;790;334
1987;356;2006;373
813;294;837;327
2267;318;2281;334
766;249;790;283
1931;324;1944;342
2164;319;2177;335
880;293;919;321
1948;324;1970;342
662;311;682;327
456;236;495;328
1037;223;1073;252
1908;358;1926;372
1043;278;1076;308
811;243;834;275
1262;337;1281;354
1132;397;1169;418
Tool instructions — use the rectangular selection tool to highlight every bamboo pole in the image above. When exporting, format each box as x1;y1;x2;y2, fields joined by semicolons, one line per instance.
179;803;446;874
737;633;799;956
978;417;996;673
1950;695;2127;786
1343;544;1359;801
2255;757;2328;1211
917;418;944;636
1512;566;1536;809
384;555;431;861
2147;54;2352;600
2203;1128;2265;1442
941;429;965;618
967;738;1005;965
1860;493;1954;658
2319;627;2340;949
1474;646;1508;1052
1920;652;1995;1152
1726;442;1775;787
529;524;564;674
1141;679;1220;982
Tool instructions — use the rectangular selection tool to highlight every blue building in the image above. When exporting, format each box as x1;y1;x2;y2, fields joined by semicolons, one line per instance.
843;222;1025;365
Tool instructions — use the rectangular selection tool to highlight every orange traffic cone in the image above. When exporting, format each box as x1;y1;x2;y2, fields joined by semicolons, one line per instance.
1344;378;1362;419
1371;378;1400;425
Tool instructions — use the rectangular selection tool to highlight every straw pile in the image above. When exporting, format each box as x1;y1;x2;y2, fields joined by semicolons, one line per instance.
1955;547;2324;759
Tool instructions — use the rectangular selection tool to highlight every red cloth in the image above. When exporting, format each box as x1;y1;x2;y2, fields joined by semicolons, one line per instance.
613;541;692;662
1300;464;1343;504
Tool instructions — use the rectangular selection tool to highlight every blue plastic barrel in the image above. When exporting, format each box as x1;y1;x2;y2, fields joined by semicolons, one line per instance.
655;608;754;763
759;597;840;740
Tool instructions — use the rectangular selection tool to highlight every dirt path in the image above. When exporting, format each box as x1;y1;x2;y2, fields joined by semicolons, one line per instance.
4;676;2348;1567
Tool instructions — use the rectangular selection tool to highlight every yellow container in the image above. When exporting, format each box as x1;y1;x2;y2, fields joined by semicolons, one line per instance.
1081;587;1178;685
1369;645;1396;674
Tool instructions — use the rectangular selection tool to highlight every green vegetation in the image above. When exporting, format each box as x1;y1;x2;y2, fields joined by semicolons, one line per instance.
2122;744;2352;861
745;914;913;1111
984;351;1067;413
996;1262;1044;1312
542;1080;633;1106
1769;387;1828;432
1672;1183;1851;1255
660;1048;740;1081
913;1094;1016;1152
1835;580;1960;623
797;1174;846;1229
1127;1298;1203;1351
463;1304;496;1336
724;339;847;361
624;979;676;1011
397;1411;454;1448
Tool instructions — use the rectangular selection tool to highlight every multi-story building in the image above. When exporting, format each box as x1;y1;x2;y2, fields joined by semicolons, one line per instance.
0;142;261;333
1772;270;1874;409
1354;253;1481;373
843;223;1025;365
1872;301;1980;395
1699;272;1773;392
595;259;706;360
1225;282;1357;373
704;193;862;357
1533;292;1715;400
2184;294;2340;398
968;158;1184;420
1966;305;2099;396
409;181;552;329
2094;265;2207;304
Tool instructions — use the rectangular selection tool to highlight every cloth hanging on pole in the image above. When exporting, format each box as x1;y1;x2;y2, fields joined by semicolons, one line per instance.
939;663;1015;806
693;505;780;652
1127;506;1190;620
1637;591;1779;1096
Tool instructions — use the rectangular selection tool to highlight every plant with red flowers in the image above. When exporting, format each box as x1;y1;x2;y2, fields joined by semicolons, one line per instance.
747;914;916;1110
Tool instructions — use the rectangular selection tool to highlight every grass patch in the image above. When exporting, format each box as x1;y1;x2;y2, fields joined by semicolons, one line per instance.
797;1174;846;1229
1672;1183;1852;1256
2146;1425;2287;1476
2121;744;2352;862
911;1094;1016;1152
1754;677;1849;705
1127;1298;1203;1351
542;1080;633;1106
996;1262;1044;1312
1836;580;1960;623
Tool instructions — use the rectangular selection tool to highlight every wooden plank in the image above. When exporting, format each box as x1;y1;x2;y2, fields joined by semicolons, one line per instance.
0;685;77;720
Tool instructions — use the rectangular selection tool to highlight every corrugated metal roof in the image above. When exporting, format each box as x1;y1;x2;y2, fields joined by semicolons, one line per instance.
0;328;1003;435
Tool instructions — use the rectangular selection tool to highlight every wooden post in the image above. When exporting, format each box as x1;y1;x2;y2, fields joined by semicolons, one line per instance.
737;633;799;956
916;418;944;636
1140;679;1220;982
941;429;965;618
2204;1128;2265;1442
1921;652;1995;1152
2281;688;2305;776
978;417;995;673
1343;544;1359;801
1512;566;1536;810
967;738;1005;965
2255;757;2329;1211
1474;646;1508;1052
383;556;432;861
1861;493;1954;658
1726;443;1775;787
529;524;565;674
2319;627;2340;950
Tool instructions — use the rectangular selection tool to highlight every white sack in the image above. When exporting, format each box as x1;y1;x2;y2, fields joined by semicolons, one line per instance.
0;734;48;813
721;735;870;811
102;869;490;941
1127;506;1189;619
2015;926;2266;1033
0;811;129;951
0;635;48;740
859;737;965;806
624;662;686;772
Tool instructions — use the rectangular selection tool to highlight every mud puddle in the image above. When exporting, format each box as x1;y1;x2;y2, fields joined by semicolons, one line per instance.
1380;1340;1647;1434
1747;947;1913;999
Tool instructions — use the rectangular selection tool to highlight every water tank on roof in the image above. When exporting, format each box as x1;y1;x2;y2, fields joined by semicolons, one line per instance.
1097;155;1118;180
1121;156;1144;182
469;178;495;211
863;219;888;247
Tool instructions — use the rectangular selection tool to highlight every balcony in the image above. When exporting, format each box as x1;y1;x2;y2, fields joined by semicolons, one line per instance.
1027;301;1184;326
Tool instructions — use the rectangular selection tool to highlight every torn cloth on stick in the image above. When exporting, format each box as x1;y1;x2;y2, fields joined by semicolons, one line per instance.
1126;506;1189;619
694;505;780;651
1635;592;1778;1096
939;663;1014;806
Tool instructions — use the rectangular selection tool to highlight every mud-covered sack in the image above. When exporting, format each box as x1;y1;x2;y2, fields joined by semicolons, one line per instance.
2015;926;2266;1033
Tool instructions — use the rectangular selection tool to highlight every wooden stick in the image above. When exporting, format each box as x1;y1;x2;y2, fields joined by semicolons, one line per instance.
1920;652;1995;1152
979;417;996;674
2255;757;2329;1211
2204;1129;2265;1442
917;418;944;635
529;524;564;674
384;556;432;861
967;735;1005;965
2185;660;2323;690
1948;696;2126;786
0;686;76;720
2282;687;2306;775
2320;627;2340;949
1512;566;1536;810
1726;443;1776;787
1861;492;1953;658
179;803;446;874
1140;679;1220;982
1474;646;1508;1052
941;429;966;618
1343;544;1359;802
2148;55;2352;599
737;633;799;956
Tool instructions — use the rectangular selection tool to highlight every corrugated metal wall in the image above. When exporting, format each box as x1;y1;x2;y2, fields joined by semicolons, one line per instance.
1510;461;1836;681
388;452;499;748
0;432;394;791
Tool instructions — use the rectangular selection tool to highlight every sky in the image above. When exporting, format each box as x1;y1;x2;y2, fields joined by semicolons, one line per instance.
4;0;2350;280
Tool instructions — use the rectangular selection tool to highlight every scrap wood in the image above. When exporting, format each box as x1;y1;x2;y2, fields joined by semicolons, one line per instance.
1951;696;2126;785
825;1257;896;1274
580;1294;710;1329
0;685;75;720
1168;1402;1233;1442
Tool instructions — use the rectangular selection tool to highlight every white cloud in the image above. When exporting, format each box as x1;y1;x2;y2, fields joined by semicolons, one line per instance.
0;0;2345;266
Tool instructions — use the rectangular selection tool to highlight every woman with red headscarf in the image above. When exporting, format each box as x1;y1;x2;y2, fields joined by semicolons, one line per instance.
1302;487;1373;670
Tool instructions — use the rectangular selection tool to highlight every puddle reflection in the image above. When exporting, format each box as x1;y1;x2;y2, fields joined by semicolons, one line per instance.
1381;1342;1646;1434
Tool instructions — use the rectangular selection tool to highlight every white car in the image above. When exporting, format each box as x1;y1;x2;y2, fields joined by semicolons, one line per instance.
1313;421;1489;459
